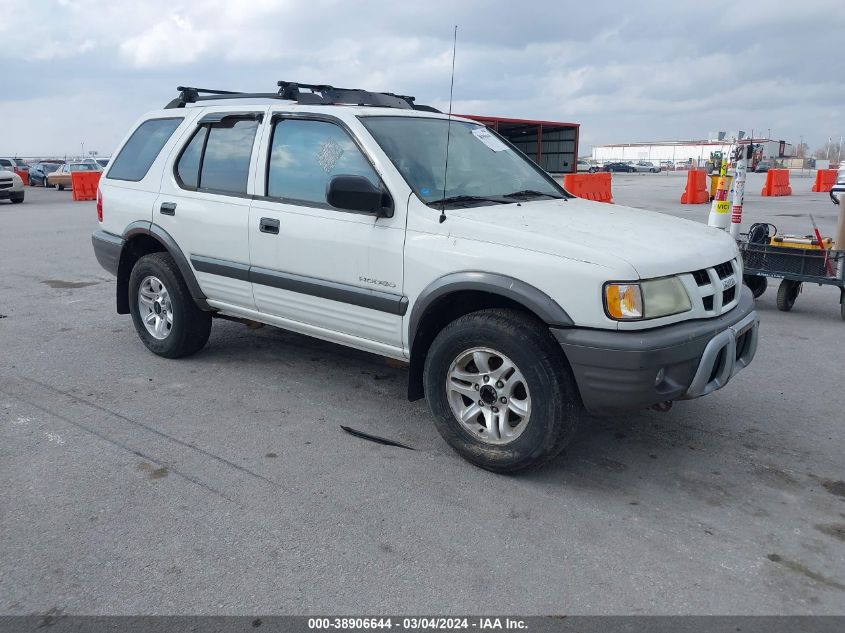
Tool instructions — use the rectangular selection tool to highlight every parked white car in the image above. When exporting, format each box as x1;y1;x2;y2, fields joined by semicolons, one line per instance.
0;157;29;173
832;162;845;205
576;160;598;173
0;169;25;203
91;83;759;472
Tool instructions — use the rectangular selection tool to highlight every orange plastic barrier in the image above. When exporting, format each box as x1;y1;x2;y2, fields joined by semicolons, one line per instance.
811;169;837;192
71;171;101;201
562;172;613;203
760;169;792;197
15;169;29;186
679;169;709;204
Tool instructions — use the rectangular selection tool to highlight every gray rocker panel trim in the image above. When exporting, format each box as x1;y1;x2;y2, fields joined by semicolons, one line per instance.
122;221;210;310
408;271;574;350
190;255;409;316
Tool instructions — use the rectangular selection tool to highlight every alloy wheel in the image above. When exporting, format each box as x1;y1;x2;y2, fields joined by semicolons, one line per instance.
445;347;531;445
138;275;174;340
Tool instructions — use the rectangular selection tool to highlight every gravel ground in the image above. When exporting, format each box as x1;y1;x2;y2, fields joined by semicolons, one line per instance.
1;179;843;615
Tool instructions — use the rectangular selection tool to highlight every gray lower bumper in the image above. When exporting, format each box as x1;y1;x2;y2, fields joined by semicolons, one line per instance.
91;230;124;277
552;286;759;415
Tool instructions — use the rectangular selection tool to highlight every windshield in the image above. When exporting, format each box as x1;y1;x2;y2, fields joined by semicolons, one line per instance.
361;116;566;206
43;164;60;173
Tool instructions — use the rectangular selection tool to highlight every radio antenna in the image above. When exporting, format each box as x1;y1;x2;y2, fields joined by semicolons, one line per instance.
439;25;458;224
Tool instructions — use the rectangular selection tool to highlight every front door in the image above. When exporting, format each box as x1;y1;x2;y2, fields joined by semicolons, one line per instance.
249;115;406;351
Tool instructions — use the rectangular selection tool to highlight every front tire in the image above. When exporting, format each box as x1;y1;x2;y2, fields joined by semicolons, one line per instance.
128;252;212;358
10;193;24;204
423;309;582;473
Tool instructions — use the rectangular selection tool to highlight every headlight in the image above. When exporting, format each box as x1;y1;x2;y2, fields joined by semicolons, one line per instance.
11;173;22;185
605;277;691;320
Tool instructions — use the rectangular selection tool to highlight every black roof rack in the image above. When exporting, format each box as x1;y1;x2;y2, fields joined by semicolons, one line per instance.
165;82;440;112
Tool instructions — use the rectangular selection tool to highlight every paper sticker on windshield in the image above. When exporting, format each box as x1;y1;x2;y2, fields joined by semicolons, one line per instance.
315;138;344;173
471;127;508;152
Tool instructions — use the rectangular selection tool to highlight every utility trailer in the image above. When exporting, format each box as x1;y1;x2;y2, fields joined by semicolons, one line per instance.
740;231;845;321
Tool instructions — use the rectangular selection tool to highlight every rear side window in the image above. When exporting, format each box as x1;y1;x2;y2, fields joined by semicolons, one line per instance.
108;117;183;182
175;119;259;194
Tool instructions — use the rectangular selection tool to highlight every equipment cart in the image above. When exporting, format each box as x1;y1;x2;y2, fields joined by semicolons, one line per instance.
740;231;845;321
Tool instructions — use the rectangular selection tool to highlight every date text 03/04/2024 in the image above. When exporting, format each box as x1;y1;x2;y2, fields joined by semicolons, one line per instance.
307;617;528;630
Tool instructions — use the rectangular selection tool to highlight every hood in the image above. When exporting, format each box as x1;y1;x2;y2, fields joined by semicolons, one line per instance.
444;197;738;279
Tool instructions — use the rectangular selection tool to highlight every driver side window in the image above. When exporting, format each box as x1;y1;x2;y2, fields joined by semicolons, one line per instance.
266;119;379;207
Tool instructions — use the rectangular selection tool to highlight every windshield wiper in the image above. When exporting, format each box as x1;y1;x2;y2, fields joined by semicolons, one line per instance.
502;190;564;200
431;195;507;207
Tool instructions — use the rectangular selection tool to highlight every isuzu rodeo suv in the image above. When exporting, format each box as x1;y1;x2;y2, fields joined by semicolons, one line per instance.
92;83;759;472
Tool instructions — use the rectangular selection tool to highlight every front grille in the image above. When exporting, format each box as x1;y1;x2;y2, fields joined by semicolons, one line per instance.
0;180;12;190
692;269;709;286
685;258;739;316
714;261;733;279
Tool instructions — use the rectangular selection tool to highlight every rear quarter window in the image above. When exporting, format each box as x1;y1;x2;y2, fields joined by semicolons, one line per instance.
107;117;183;182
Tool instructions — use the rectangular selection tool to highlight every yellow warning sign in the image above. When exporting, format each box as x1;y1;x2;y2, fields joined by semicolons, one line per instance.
715;200;730;214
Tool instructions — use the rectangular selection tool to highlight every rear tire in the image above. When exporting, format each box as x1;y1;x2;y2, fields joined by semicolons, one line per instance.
423;308;582;473
128;252;212;358
776;279;801;312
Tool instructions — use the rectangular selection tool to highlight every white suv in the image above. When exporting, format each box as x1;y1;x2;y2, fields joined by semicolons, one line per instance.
92;83;759;472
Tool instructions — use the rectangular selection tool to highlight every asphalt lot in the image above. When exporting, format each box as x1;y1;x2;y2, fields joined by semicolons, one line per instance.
1;176;844;615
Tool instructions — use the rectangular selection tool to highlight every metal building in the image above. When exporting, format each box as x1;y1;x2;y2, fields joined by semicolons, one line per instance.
591;137;794;165
462;115;580;174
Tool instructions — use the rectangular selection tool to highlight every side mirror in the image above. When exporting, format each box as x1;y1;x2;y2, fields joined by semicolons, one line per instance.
326;175;393;217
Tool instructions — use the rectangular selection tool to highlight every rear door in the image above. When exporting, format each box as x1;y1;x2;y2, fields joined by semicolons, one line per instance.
155;109;266;310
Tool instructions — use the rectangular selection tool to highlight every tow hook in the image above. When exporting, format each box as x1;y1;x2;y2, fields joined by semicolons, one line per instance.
650;401;673;413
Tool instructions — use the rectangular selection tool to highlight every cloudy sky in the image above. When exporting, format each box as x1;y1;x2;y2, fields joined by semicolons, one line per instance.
2;0;844;158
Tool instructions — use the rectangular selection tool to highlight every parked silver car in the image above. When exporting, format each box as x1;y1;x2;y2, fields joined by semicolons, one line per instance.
632;161;660;173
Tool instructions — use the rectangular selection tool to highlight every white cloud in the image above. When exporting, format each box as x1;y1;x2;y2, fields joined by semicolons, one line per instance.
0;0;843;155
119;15;212;67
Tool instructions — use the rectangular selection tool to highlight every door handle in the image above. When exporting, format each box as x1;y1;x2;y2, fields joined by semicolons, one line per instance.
160;202;177;216
259;217;280;234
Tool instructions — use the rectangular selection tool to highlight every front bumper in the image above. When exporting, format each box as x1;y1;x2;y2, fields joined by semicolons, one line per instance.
552;286;759;415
